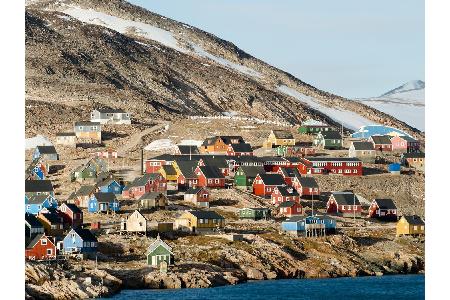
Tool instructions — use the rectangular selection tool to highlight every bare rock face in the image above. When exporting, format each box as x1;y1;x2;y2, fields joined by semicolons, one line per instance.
244;267;264;280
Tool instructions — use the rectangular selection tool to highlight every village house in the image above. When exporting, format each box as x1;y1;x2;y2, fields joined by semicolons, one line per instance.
278;201;303;217
276;142;316;157
368;199;398;221
176;145;200;155
282;215;336;237
198;156;230;177
59;203;83;229
25;213;45;238
123;210;148;233
200;136;245;154
74;121;102;144
238;207;271;220
252;173;286;197
326;192;362;218
25;180;54;197
159;164;179;190
139;192;167;210
56;132;77;147
292;177;320;197
298;120;333;135
184;187;210;208
176;160;199;189
62;228;98;255
147;235;174;267
369;135;393;152
25;233;57;260
96;177;123;194
271;186;300;206
122;173;167;199
25;158;47;180
313;131;342;150
88;192;120;213
194;165;226;188
401;152;425;171
37;211;64;236
144;154;176;173
348;141;376;162
390;135;421;153
234;166;266;190
261;156;290;172
228;156;264;174
396;215;425;236
175;210;225;233
90;108;131;125
70;158;108;183
25;194;57;215
94;148;118;159
264;130;296;148
67;185;98;208
275;167;301;186
33;145;59;161
297;157;363;176
226;143;253;156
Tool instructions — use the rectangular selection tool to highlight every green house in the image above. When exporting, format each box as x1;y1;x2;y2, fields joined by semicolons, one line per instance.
298;120;333;135
234;166;265;190
146;235;174;267
239;208;271;220
313;131;342;150
70;164;97;182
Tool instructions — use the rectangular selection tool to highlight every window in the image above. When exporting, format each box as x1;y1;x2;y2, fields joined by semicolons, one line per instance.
37;205;41;210
309;188;312;192
353;205;358;210
26;205;30;210
353;169;358;174
213;219;218;224
338;169;342;174
420;226;424;230
297;207;301;212
199;219;204;224
344;169;351;174
208;179;213;184
79;126;83;130
41;239;47;245
46;249;52;255
215;179;219;184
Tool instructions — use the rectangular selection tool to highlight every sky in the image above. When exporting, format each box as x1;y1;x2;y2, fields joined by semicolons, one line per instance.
129;0;424;99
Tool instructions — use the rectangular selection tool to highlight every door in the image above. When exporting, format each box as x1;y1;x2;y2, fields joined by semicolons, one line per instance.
152;256;157;266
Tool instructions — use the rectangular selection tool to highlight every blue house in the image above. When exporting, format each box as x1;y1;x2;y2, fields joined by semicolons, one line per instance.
97;178;123;194
25;194;58;215
282;215;336;237
25;158;46;180
88;192;120;213
62;228;98;254
33;145;59;161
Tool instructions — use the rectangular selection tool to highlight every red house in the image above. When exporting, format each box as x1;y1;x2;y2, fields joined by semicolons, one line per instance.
195;166;225;188
122;173;167;199
275;167;301;186
25;233;57;260
198;157;230;177
292;177;320;197
271;186;300;205
144;154;175;173
59;203;83;229
327;192;362;218
390;136;420;153
226;143;254;157
252;173;286;197
369;135;393;152
298;157;363;176
368;199;398;220
261;157;289;172
176;160;200;189
278;201;303;217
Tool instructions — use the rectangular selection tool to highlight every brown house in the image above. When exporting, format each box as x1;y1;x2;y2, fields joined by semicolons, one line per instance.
200;136;245;154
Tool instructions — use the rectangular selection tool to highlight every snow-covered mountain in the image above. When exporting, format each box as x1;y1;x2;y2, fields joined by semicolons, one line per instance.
357;80;425;131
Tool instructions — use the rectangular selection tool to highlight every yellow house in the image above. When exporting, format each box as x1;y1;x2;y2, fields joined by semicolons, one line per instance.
158;164;179;182
264;130;296;148
175;210;225;233
396;215;425;236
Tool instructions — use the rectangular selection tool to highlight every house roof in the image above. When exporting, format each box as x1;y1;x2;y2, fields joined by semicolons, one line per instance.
187;210;225;219
198;166;224;179
177;145;200;155
27;194;51;205
279;201;298;208
282;157;303;163
239;207;270;212
402;152;425;159
258;173;286;186
25;213;43;227
403;215;425;225
126;173;157;189
229;155;264;164
279;167;301;178
238;166;266;177
272;130;294;139
331;192;361;206
297;177;319;188
37;145;57;154
229;143;253;153
185;187;206;195
26;233;51;249
304;157;362;163
39;212;63;224
75;121;101;126
398;136;418;143
93;192;117;203
61;203;82;214
371;135;392;145
202;136;244;146
200;156;228;169
276;186;299;197
56;132;76;137
25;158;42;179
161;165;177;176
96;108;126;114
147;235;173;255
260;156;288;163
373;199;397;210
320;131;342;139
294;141;314;147
75;185;97;196
176;160;199;178
352;142;375;151
25;180;53;193
72;227;98;242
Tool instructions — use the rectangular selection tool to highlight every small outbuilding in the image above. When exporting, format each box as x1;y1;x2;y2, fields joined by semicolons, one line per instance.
146;235;174;267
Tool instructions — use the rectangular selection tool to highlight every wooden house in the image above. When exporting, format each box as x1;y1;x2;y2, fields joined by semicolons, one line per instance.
228;156;264;174
37;211;64;236
94;148;118;159
282;215;336;237
97;178;123;194
278;201;303;217
70;164;98;183
276;167;301;186
25;233;57;260
62;228;98;254
401;152;425;171
175;210;225;233
261;156;289;172
25;158;47;180
122;173;167;199
198;156;230;177
390;135;420;153
59;203;83;229
88;192;120;213
313;131;342;150
147;235;174;267
252;173;286;197
368;199;397;220
144;154;176;173
25;180;54;197
271;186;300;206
176;160;200;189
67;185;97;208
292;177;320;197
369;135;393;152
226;143;253;157
25;213;45;238
264;130;295;148
176;145;200;155
139;192;167;210
90;109;131;125
25;194;57;215
326;192;362;218
396;215;425;236
194;166;225;188
56;132;77;147
276;142;316;157
348;142;376;161
124;210;148;233
234;166;266;190
184;187;210;208
297;157;363;176
298;120;333;135
33;145;59;161
159;164;179;190
238;207;271;220
201;136;245;154
74;121;101;144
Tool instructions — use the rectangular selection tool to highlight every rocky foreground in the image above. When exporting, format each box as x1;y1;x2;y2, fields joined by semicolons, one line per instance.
25;230;424;299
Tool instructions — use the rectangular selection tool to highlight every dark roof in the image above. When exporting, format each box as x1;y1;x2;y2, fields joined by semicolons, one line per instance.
25;213;43;227
298;177;319;188
56;132;76;137
162;165;177;176
93;192;117;203
96;108;126;113
176;160;199;178
26;233;49;249
399;136;418;143
279;167;301;178
260;156;288;163
25;180;53;193
279;201;298;208
331;192;361;206
229;143;253;153
238;166;266;177
126;173;159;189
352;142;375;151
199;166;224;179
27;194;51;204
272;130;294;139
76;185;97;196
185;187;206;194
403;215;425;225
62;203;82;214
177;145;200;155
320;131;342;139
402;152;425;159
258;173;286;186
148;154;176;161
40;212;63;224
230;156;264;164
201;156;228;169
283;157;303;163
276;186;299;197
73;227;98;242
37;146;57;154
188;210;224;219
305;157;362;163
373;199;397;210
75;121;100;126
371;135;392;145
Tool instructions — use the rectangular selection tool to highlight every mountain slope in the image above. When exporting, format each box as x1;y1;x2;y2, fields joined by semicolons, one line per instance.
25;0;423;137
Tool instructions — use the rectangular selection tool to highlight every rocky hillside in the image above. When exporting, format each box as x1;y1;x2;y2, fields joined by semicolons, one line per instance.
25;0;423;137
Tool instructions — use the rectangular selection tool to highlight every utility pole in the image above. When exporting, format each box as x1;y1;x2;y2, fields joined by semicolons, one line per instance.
353;193;356;233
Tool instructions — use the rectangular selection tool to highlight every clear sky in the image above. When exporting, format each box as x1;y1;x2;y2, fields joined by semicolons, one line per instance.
129;0;424;99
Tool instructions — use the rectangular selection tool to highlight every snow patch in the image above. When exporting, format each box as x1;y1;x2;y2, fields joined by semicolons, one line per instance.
178;140;202;147
144;139;177;151
25;135;53;150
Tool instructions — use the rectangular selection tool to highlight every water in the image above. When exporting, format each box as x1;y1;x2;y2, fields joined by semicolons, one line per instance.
102;274;424;300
